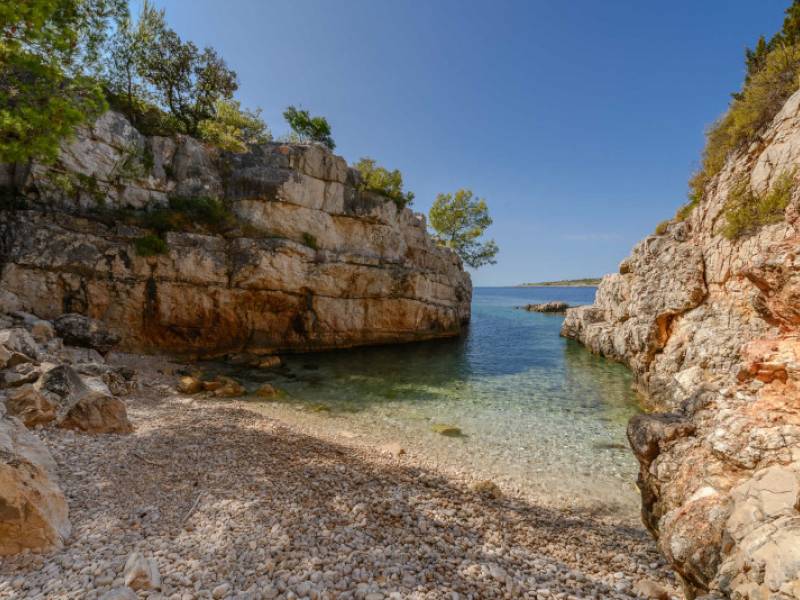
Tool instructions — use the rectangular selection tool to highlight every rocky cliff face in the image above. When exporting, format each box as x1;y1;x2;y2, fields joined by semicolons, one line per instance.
563;91;800;598
0;112;471;357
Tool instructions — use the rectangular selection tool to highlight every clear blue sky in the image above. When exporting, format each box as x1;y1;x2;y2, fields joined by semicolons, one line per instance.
144;0;786;286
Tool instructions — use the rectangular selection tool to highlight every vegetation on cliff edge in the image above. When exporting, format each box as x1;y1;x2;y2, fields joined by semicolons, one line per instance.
682;1;800;223
429;189;498;269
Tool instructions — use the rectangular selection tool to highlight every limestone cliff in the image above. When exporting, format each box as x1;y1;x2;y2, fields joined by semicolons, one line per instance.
0;112;471;357
563;91;800;598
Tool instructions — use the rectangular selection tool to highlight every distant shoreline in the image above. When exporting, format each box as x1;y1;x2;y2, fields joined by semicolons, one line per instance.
516;278;602;288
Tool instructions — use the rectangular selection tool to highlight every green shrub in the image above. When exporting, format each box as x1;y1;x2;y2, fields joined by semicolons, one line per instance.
301;232;318;250
690;10;800;205
722;171;795;239
354;157;415;209
134;234;168;256
198;99;271;153
654;220;670;235
123;196;236;236
282;106;335;150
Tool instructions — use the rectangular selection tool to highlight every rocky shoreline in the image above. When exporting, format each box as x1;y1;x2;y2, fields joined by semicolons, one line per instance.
1;347;679;600
562;90;800;599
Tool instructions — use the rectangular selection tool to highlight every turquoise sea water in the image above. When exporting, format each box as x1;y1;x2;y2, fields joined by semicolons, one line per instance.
223;287;644;514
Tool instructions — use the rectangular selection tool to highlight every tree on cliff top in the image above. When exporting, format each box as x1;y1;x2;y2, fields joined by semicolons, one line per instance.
283;106;335;150
0;0;125;164
137;25;238;136
429;189;498;269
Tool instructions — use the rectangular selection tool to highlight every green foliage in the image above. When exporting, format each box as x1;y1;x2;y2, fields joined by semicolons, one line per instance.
119;196;236;236
137;24;238;135
721;171;796;239
689;1;800;205
428;188;499;269
198;99;271;153
654;220;670;235
134;234;168;256
0;0;125;164
105;0;164;127
354;157;414;209
301;232;318;250
282;106;335;150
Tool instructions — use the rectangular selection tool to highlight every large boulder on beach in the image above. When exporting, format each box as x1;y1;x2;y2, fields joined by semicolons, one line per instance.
39;365;132;433
0;410;70;554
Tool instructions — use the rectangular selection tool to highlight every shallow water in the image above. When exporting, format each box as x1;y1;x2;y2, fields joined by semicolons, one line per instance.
217;287;644;515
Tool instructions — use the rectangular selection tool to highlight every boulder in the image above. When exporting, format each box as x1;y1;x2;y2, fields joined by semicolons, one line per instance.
0;328;41;361
53;313;120;354
0;412;70;554
5;385;57;427
39;365;132;433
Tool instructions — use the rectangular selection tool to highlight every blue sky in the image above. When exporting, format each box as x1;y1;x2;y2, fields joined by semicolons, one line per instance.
145;0;786;286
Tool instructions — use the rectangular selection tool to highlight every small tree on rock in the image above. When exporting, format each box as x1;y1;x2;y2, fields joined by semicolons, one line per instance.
429;189;499;268
282;105;335;150
355;157;414;209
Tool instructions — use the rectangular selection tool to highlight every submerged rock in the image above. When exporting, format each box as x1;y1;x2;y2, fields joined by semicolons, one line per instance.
431;424;463;437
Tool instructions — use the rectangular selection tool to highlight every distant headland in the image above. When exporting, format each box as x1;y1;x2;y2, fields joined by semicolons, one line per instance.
517;278;601;287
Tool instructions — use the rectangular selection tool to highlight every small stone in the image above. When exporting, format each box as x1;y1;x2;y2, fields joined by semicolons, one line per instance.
633;579;669;599
257;356;281;369
212;582;230;599
471;480;501;499
99;588;138;600
123;552;160;591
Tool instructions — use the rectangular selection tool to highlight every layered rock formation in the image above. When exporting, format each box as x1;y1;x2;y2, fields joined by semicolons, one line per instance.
563;91;800;598
0;112;471;358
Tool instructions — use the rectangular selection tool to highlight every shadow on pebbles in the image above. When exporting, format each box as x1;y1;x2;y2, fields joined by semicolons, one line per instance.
0;359;678;600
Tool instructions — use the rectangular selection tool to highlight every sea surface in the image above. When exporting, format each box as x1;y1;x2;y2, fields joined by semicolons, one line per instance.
220;287;644;515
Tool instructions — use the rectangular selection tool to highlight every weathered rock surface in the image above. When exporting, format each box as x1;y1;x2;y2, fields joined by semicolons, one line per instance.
0;111;471;358
520;301;569;313
563;89;800;598
0;409;70;554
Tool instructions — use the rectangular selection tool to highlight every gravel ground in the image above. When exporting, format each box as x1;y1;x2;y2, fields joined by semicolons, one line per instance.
0;356;679;600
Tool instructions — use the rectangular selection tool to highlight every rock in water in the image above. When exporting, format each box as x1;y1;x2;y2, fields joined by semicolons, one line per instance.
520;301;569;313
0;412;70;554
